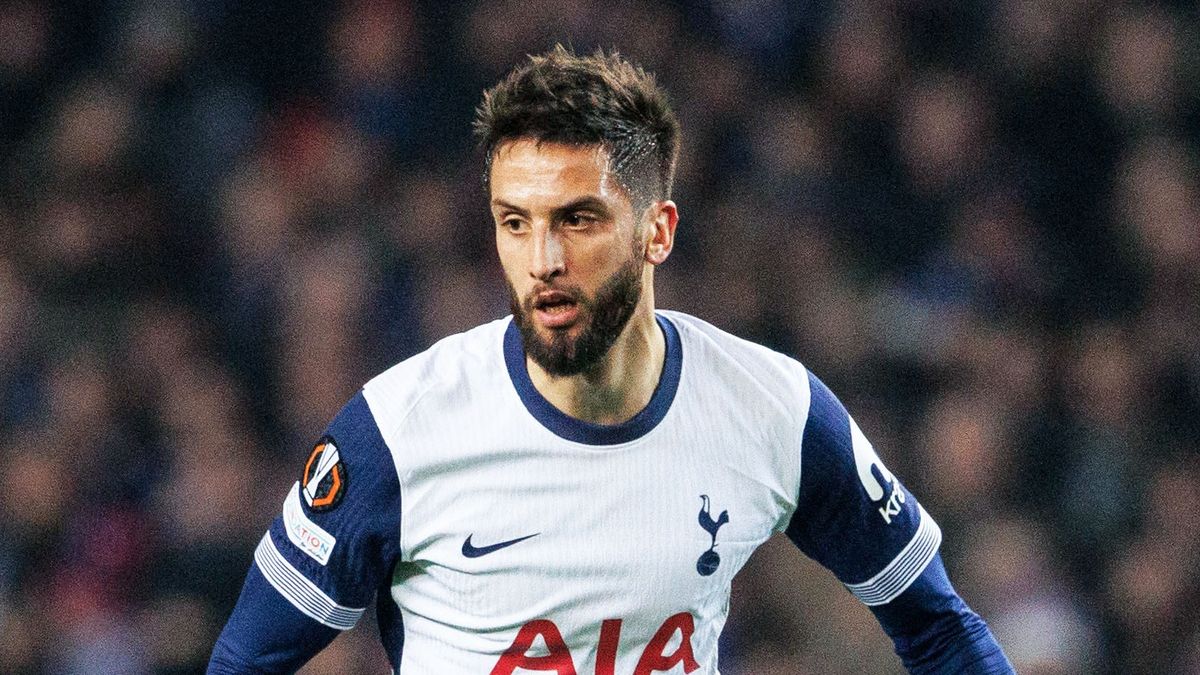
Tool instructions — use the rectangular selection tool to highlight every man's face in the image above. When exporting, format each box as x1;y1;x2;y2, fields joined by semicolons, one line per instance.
490;140;646;376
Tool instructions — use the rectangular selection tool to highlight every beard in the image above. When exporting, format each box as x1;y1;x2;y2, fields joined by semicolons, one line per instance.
508;258;644;377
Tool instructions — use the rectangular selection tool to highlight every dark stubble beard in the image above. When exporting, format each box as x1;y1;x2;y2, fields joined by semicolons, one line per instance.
508;256;644;378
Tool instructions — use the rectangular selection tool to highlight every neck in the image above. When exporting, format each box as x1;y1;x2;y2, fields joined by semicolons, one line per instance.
526;302;665;425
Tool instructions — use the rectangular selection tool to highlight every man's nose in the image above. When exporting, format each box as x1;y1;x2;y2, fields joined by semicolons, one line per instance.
530;226;565;280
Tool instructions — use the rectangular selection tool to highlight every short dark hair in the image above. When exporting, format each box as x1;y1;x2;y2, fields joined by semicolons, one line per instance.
474;45;681;211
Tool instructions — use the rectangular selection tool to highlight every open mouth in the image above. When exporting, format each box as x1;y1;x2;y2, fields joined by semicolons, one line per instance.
535;295;574;311
531;290;580;327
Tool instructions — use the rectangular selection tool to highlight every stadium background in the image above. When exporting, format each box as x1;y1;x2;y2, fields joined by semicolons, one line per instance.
1;0;1197;672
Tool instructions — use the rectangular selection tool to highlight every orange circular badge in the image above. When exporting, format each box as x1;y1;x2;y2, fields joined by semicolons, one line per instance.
301;436;348;511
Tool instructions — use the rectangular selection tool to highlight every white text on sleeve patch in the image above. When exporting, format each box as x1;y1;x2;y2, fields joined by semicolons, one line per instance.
284;482;337;565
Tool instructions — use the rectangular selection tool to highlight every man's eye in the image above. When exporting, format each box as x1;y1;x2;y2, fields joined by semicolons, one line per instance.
564;213;595;228
502;219;526;232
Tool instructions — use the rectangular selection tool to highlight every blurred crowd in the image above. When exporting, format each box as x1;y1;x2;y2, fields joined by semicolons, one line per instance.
0;0;1197;673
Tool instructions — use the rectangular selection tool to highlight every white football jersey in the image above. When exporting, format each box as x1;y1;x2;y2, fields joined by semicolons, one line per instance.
254;311;940;674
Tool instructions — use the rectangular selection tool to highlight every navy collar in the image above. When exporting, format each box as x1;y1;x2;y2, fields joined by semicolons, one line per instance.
503;314;682;445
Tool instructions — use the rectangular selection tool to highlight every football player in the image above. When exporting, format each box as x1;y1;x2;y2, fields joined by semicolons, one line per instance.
208;46;1013;674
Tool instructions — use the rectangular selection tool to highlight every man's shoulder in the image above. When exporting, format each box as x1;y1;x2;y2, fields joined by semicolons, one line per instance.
662;310;807;377
662;310;812;415
361;317;511;431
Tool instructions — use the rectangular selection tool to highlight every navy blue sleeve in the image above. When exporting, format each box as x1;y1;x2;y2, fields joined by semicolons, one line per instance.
207;565;339;673
871;555;1014;673
787;372;1013;672
208;392;402;673
786;371;938;599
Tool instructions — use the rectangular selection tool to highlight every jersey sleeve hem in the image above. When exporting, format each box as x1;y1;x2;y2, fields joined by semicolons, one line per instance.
845;505;943;606
253;533;367;630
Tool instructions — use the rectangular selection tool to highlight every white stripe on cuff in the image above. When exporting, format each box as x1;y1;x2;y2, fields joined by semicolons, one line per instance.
844;505;943;606
254;533;365;630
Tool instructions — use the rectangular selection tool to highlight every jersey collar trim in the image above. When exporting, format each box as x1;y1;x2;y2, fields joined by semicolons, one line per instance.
503;313;682;445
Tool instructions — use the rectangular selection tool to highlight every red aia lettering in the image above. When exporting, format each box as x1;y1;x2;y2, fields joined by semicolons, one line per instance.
489;619;577;675
493;614;698;675
595;619;622;675
634;612;700;675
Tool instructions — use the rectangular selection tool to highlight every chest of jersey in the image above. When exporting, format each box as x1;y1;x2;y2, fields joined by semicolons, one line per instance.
387;391;797;674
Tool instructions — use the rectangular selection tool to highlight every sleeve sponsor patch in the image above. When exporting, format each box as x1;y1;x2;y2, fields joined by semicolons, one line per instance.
302;436;348;511
283;482;337;565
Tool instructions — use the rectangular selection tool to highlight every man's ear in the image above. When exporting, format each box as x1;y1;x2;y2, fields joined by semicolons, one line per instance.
644;200;678;265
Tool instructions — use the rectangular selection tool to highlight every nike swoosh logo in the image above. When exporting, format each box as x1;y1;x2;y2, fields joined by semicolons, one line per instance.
461;533;540;558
